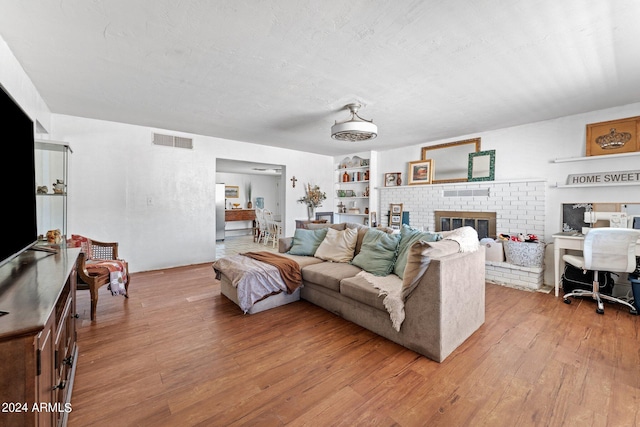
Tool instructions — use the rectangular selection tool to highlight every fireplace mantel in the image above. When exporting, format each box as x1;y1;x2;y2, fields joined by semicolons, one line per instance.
377;177;546;190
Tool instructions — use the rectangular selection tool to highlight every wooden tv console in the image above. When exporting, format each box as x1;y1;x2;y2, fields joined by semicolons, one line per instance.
0;247;80;427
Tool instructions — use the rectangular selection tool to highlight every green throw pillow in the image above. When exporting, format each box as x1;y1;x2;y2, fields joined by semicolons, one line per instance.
351;229;400;276
394;224;441;279
287;228;328;256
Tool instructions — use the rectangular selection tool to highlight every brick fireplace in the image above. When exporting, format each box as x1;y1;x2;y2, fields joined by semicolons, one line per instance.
379;179;546;290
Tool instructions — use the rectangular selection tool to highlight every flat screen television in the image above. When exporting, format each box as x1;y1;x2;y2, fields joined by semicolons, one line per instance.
0;84;37;268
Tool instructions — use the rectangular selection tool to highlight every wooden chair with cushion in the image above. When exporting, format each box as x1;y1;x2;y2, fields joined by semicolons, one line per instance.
68;235;130;321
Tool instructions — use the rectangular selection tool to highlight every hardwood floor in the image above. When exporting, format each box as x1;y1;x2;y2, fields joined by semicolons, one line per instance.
68;257;640;426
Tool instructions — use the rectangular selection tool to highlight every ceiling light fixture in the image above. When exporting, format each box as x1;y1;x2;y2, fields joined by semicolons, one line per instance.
331;103;377;142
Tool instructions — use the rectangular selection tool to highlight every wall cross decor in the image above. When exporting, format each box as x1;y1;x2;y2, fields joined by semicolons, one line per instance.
290;176;297;188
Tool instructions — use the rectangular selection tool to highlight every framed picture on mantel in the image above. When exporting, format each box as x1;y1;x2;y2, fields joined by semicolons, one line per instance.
384;172;402;187
408;159;433;185
586;116;640;157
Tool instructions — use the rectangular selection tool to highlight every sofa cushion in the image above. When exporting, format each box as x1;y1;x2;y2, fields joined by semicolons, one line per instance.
287;228;328;256
344;223;371;255
394;224;442;279
301;262;362;292
340;275;387;312
278;253;325;268
402;239;460;298
314;227;358;262
351;228;400;276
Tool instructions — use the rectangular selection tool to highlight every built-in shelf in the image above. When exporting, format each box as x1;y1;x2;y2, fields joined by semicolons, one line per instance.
553;181;640;189
553;151;640;163
337;165;369;171
335;155;373;226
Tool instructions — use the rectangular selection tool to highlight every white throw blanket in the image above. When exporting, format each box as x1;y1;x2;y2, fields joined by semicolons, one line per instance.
442;226;479;252
357;271;405;332
213;255;288;312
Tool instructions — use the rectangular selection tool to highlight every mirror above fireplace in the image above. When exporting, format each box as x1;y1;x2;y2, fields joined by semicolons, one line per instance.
421;138;481;184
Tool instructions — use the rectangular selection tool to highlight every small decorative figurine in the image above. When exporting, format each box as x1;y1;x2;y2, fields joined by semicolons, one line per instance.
46;229;63;244
53;179;65;194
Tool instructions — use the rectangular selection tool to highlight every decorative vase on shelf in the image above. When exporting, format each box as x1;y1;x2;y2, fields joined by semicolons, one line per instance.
307;205;315;221
342;171;349;183
396;175;402;186
247;201;252;209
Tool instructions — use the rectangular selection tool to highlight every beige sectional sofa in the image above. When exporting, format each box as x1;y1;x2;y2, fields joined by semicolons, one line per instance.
219;223;486;363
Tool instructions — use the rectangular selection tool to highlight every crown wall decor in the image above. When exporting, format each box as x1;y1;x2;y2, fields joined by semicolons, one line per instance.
586;116;640;157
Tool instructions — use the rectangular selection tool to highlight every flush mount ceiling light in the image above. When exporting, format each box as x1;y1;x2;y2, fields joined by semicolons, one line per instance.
331;103;377;142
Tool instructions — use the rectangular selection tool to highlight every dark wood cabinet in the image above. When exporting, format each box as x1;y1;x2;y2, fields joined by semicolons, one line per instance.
225;209;256;222
0;248;79;427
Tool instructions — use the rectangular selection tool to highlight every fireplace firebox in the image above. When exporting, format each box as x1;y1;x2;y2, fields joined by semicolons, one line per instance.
435;211;497;239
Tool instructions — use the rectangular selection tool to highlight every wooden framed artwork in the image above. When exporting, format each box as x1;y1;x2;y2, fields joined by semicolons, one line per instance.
384;172;402;187
225;185;239;198
586;116;640;157
408;159;433;185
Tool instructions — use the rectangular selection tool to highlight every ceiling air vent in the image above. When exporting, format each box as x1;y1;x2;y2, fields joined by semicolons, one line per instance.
152;133;193;149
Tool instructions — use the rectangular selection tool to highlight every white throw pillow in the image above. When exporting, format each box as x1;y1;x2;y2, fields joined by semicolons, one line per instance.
314;227;358;262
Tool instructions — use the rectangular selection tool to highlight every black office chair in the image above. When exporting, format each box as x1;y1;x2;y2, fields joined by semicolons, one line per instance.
563;228;640;314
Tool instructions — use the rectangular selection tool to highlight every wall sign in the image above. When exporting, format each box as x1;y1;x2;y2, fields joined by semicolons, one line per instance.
566;170;640;185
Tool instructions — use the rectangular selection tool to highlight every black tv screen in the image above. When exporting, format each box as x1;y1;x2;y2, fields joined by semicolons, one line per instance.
1;84;37;267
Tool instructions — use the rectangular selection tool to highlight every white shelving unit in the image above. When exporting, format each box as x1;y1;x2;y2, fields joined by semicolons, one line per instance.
553;151;640;163
35;140;72;239
335;160;371;224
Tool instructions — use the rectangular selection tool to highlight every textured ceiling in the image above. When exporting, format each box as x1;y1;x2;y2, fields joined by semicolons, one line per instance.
2;0;640;156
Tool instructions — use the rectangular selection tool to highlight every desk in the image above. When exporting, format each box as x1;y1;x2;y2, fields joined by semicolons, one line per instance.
553;231;640;297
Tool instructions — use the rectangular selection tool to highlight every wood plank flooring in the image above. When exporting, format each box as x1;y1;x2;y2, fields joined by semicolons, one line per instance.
68;260;640;426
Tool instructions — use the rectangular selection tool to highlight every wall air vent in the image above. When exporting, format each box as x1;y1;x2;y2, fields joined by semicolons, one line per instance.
152;133;193;149
442;188;489;197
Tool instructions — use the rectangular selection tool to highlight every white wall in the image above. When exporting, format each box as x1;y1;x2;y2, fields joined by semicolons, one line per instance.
51;114;333;273
0;37;51;132
376;102;640;242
